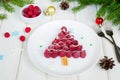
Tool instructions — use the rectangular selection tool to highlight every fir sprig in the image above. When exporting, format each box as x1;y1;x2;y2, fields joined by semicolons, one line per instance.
51;0;120;31
0;0;34;20
0;14;7;20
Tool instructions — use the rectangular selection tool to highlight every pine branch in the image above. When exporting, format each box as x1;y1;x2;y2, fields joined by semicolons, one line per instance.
72;4;86;13
96;4;107;17
3;2;14;12
10;0;34;7
51;0;62;2
0;14;7;20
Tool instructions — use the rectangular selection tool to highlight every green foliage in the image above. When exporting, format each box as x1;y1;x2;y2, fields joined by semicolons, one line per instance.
51;0;120;30
0;0;34;20
0;14;7;20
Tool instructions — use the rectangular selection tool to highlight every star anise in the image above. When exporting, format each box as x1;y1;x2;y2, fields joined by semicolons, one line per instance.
99;56;115;70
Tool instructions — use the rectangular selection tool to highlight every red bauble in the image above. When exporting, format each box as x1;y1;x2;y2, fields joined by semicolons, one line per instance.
19;35;25;42
95;17;103;25
25;27;31;33
4;32;10;38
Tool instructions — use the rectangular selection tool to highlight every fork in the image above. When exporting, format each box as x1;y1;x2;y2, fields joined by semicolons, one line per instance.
105;26;120;63
92;25;120;49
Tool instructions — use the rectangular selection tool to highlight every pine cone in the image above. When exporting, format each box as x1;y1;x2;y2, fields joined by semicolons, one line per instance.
99;56;115;70
60;1;69;10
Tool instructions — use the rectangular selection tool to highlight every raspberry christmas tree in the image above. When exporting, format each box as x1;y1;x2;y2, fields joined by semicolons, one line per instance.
44;26;86;66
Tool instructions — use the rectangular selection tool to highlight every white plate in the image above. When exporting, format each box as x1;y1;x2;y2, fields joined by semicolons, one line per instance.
27;20;102;77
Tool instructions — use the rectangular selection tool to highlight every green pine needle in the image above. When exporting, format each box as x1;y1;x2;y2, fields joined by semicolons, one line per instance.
72;4;86;13
51;0;62;2
3;3;15;12
0;14;7;20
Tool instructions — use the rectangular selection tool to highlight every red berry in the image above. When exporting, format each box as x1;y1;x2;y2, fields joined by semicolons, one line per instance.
28;11;33;16
48;45;54;49
95;17;103;25
34;6;40;11
59;51;66;57
31;15;36;18
58;32;65;39
4;32;10;38
80;50;86;58
51;51;58;58
70;45;75;51
65;40;71;46
61;26;67;32
36;11;41;16
52;38;60;44
23;8;29;13
25;27;31;33
58;41;64;46
72;51;80;58
33;9;38;15
63;46;69;50
72;40;78;45
66;51;72;58
76;45;82;51
54;45;60;50
44;49;51;58
19;35;25;42
28;5;34;10
23;13;29;18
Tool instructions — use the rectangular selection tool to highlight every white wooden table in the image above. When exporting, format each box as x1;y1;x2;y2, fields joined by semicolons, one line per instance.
0;0;120;80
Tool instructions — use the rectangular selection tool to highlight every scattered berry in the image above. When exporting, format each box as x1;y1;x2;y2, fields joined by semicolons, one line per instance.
25;27;31;33
19;35;25;42
4;32;10;38
95;17;103;25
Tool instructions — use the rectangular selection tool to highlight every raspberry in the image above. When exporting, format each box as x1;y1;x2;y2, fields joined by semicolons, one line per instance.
59;51;66;57
28;11;33;16
44;49;51;58
52;38;60;44
76;45;82;51
51;51;58;58
58;41;64;46
72;40;78;45
65;40;71;46
61;26;67;32
19;35;25;42
34;6;40;11
72;51;80;58
23;8;28;13
31;15;36;18
36;11;41;16
80;50;86;58
70;45;75;51
48;45;54;49
58;32;65;39
66;51;72;58
54;45;60;50
23;13;29;18
4;32;10;38
65;34;71;38
28;5;34;10
63;46;69;50
25;27;31;33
